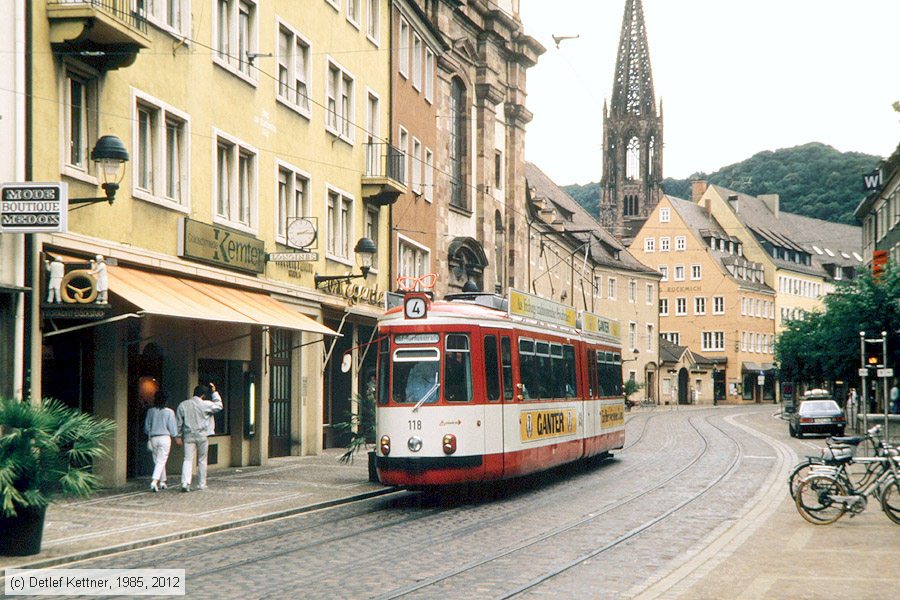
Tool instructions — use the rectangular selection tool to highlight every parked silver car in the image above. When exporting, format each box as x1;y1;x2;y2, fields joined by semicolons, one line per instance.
789;399;845;438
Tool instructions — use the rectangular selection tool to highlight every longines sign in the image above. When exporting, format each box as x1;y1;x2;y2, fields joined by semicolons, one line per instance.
178;218;266;274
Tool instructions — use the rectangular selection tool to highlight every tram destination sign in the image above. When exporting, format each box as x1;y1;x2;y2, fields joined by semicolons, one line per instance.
0;182;67;233
508;288;576;328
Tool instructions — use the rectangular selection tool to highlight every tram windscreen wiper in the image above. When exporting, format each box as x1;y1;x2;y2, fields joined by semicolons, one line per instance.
413;374;439;412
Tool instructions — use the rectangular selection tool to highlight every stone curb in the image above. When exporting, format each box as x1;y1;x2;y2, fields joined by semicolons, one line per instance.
1;487;398;577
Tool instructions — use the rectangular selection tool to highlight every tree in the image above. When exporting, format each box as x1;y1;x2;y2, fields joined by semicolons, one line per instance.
776;264;900;386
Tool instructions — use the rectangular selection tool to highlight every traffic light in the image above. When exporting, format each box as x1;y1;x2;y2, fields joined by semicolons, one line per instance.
872;250;887;280
867;354;880;367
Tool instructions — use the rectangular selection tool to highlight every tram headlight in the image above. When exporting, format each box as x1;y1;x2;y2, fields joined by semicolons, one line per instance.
380;435;391;456
442;434;457;455
407;436;423;452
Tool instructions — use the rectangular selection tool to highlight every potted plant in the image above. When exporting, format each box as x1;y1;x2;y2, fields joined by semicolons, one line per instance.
623;379;642;410
0;397;116;556
334;393;379;483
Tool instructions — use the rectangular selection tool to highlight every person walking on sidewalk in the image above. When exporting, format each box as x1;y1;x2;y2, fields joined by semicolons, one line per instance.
175;383;223;492
144;390;177;492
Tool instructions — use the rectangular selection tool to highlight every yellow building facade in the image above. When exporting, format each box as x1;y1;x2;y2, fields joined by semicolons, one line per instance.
25;1;395;484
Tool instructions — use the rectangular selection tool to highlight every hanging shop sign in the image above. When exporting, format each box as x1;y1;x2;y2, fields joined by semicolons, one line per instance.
0;182;67;233
178;218;266;274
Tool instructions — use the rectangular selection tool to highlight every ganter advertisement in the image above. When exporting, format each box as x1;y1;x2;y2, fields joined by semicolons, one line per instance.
519;408;578;442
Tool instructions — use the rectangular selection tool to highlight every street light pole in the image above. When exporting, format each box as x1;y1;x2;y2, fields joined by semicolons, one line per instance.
860;331;867;434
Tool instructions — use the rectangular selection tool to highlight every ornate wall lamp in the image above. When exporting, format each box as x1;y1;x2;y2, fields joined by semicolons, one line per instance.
314;237;377;288
69;135;130;206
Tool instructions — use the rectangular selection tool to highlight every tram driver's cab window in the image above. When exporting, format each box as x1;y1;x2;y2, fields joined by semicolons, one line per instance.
392;347;440;404
444;334;472;402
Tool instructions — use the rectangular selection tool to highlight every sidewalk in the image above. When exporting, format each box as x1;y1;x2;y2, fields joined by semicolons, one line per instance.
0;449;391;573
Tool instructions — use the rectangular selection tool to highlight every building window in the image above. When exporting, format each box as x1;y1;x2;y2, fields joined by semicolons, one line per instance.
644;238;655;252
694;297;706;315
646;283;653;304
277;23;311;116
449;78;468;210
424;47;434;103
629;280;636;303
398;19;410;78
411;138;422;194
398;126;409;185
365;206;379;266
676;297;687;316
607;277;617;300
412;33;422;91
691;264;702;280
659;207;670;222
646;324;654;352
133;91;189;208
494;150;504;191
326;59;355;142
659;265;668;281
214;131;256;230
660;237;670;252
629;322;637;350
141;0;189;35
659;298;668;316
399;236;430;283
326;186;354;262
713;296;724;314
662;332;680;345
366;0;380;43
674;265;685;281
276;163;310;241
346;0;360;26
675;236;686;251
495;211;505;291
702;331;725;352
63;69;99;176
424;148;434;202
214;0;257;81
626;137;640;180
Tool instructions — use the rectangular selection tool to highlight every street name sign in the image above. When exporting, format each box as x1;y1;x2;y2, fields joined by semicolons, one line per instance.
0;182;67;233
877;368;894;378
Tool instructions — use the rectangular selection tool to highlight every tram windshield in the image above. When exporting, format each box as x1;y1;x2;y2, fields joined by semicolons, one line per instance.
392;348;440;405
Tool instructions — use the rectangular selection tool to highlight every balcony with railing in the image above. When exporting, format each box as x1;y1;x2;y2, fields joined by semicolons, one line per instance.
47;0;151;71
363;143;407;206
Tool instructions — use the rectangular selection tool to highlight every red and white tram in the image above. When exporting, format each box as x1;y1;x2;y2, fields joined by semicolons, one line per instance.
375;288;625;487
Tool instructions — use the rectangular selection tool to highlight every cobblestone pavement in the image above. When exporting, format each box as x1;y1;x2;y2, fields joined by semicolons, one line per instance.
8;406;897;599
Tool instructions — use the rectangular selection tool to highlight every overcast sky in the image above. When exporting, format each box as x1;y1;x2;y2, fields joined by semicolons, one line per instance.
519;0;900;185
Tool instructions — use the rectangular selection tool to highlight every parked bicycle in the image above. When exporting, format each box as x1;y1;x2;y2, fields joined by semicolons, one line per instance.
794;438;900;525
787;425;885;499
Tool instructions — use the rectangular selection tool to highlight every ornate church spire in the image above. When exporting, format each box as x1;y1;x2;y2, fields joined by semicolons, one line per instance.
599;0;664;243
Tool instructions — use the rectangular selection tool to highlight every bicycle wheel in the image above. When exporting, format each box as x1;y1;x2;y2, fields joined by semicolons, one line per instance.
795;474;847;525
880;477;900;525
788;459;833;499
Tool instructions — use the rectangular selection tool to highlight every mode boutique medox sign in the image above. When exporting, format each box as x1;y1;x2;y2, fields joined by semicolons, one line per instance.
0;182;67;233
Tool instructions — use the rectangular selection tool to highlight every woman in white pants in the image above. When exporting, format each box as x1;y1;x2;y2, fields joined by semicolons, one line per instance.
144;390;177;492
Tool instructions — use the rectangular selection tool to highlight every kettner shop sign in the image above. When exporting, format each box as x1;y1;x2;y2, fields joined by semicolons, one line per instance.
178;218;266;274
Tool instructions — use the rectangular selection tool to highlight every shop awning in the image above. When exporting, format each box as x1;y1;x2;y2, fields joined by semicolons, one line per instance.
742;362;775;372
106;265;338;337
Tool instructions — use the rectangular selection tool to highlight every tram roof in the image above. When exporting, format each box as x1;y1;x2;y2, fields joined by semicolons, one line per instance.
380;294;621;346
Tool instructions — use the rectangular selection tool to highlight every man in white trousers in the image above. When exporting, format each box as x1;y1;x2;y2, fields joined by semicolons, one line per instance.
175;383;223;492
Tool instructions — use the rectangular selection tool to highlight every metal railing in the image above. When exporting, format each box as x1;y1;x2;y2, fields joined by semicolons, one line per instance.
49;0;149;34
364;142;405;185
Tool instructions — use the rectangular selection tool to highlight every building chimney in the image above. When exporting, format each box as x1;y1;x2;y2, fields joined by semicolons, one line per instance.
759;194;780;218
691;180;708;202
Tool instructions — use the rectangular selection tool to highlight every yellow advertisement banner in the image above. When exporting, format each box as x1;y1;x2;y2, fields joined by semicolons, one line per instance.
581;311;621;339
508;289;577;328
600;402;625;429
520;408;578;442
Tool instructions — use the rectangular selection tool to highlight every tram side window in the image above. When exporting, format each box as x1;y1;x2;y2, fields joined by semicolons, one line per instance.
600;352;623;397
484;335;501;401
377;337;390;405
548;344;577;398
536;341;551;398
444;333;472;402
501;336;514;400
518;338;536;399
563;345;576;397
587;349;599;399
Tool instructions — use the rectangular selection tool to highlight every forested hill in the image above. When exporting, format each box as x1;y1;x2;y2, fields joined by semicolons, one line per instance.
562;143;880;225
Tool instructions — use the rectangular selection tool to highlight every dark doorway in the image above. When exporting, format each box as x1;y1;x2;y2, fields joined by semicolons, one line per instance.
713;369;726;404
324;319;353;448
269;329;292;458
127;342;163;478
678;368;689;405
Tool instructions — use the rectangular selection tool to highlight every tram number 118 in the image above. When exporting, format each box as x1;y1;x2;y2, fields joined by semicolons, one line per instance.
408;420;422;430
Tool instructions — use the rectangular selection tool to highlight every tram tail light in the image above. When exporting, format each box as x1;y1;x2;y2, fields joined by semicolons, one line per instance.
442;434;457;455
380;435;391;456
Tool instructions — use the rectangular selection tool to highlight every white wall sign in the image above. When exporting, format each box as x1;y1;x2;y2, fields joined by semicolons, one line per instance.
0;182;67;233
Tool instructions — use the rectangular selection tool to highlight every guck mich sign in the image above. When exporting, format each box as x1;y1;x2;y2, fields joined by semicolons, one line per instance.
0;183;67;233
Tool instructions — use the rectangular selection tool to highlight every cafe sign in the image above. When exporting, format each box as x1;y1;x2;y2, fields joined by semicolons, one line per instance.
178;218;266;274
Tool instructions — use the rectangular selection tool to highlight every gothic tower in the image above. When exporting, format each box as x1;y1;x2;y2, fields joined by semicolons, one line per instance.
600;0;664;243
